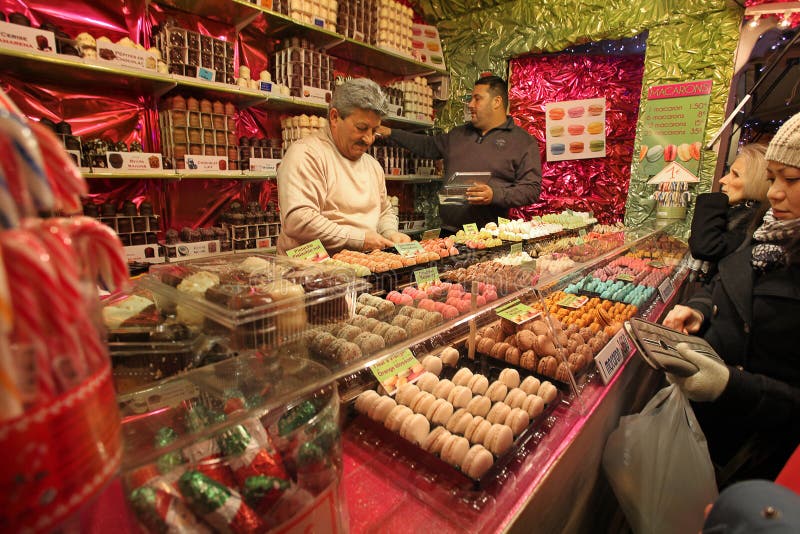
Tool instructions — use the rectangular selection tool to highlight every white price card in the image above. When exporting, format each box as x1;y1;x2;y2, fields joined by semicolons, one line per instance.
594;328;632;384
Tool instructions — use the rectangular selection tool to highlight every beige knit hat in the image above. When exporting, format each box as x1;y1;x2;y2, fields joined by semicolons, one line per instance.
766;111;800;168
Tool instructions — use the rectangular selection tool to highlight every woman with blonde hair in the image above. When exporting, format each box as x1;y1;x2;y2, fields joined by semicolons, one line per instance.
688;143;769;280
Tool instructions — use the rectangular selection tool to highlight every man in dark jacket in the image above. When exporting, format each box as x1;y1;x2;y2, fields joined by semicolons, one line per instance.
376;75;542;232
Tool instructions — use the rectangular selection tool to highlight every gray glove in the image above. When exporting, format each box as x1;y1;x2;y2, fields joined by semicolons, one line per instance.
666;342;730;402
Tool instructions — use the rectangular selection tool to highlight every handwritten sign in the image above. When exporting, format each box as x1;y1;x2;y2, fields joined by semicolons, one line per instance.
286;239;329;262
557;294;589;309
371;349;423;395
414;266;440;286
495;299;540;324
498;217;510;226
615;273;636;283
463;223;478;234
395;241;424;257
510;243;523;255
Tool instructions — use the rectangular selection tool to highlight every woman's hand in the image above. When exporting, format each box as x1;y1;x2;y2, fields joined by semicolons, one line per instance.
662;305;704;334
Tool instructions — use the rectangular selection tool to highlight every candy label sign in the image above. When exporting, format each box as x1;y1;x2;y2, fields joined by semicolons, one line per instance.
286;239;330;262
495;299;540;324
371;349;424;395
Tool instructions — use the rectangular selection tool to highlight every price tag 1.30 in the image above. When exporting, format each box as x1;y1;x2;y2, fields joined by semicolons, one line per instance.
594;328;632;384
658;277;676;302
421;228;441;240
463;223;479;234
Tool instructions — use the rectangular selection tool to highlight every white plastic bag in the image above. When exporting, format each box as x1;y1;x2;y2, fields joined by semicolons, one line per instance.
602;384;718;534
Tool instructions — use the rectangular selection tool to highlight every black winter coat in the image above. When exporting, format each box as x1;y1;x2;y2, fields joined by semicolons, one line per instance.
685;240;800;481
688;193;763;279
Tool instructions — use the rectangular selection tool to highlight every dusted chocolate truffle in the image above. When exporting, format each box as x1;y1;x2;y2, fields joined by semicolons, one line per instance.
56;121;72;135
39;117;57;132
139;201;153;216
9;12;31;26
83;202;99;217
164;228;179;245
101;201;117;217
121;200;137;216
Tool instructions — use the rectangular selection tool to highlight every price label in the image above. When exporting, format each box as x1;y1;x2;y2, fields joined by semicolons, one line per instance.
463;223;479;234
197;67;215;81
510;243;523;255
648;260;667;269
414;266;440;286
615;273;636;283
575;236;585;245
286;239;330;262
495;299;540;324
658;277;676;302
395;241;424;257
421;228;441;240
498;217;510;226
371;349;423;395
579;228;587;238
594;328;632;384
556;294;589;309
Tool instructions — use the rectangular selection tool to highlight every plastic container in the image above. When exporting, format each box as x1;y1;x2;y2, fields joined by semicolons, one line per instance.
118;353;346;533
141;252;369;350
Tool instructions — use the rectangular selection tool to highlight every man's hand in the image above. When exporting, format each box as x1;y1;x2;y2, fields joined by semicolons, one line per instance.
466;183;494;205
386;231;411;243
375;125;392;138
363;230;395;250
663;305;704;334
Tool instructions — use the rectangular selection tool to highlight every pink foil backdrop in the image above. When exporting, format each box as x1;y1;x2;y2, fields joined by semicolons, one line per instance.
508;53;645;223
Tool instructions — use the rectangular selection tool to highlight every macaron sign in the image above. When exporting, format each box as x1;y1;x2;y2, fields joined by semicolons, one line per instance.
638;79;712;180
545;97;606;162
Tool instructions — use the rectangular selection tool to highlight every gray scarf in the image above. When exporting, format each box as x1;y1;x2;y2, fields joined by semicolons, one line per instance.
751;209;800;272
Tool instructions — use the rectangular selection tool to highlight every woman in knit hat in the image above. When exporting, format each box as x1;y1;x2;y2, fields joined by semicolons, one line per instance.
662;111;800;487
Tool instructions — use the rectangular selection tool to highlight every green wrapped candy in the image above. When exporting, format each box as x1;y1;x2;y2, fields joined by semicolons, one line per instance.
277;401;316;436
178;471;265;533
297;441;325;468
218;425;251;456
313;418;339;454
154;427;184;474
243;475;290;514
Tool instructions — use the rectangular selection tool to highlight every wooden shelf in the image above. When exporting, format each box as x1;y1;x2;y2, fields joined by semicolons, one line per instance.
83;170;275;180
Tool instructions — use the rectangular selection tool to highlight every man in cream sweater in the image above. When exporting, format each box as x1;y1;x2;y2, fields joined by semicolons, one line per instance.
277;78;411;254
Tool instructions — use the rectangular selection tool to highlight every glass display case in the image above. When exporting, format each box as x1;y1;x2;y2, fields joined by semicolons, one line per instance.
111;224;689;533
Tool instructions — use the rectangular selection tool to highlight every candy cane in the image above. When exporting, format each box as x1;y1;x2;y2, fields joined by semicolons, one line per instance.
1;230;87;390
0;112;52;213
0;245;22;420
65;217;129;292
27;121;86;214
0;134;31;218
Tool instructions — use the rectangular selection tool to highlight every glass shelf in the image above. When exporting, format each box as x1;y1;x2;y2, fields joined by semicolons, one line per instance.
153;0;447;76
83;170;275;180
0;47;175;98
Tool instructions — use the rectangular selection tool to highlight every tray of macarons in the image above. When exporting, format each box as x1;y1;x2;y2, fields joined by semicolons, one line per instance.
351;346;563;490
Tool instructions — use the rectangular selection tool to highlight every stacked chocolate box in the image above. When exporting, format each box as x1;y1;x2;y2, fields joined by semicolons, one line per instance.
389;77;434;121
287;0;337;29
280;114;327;150
237;136;283;171
159;95;238;170
271;38;335;97
374;0;413;55
220;201;281;251
85;200;160;247
336;0;376;42
153;24;235;84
